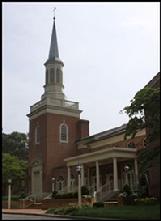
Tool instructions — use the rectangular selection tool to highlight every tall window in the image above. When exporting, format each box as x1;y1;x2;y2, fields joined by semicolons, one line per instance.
56;176;64;192
56;69;61;84
59;123;68;143
35;126;40;144
50;68;55;83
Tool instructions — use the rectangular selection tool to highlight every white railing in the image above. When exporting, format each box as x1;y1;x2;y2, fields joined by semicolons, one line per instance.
96;183;110;202
30;98;79;112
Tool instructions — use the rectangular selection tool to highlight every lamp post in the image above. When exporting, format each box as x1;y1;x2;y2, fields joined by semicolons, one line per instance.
8;179;12;209
76;165;81;208
124;165;130;185
51;177;55;193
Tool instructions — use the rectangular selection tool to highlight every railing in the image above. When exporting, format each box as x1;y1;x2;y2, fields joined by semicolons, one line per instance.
30;98;79;112
96;183;110;201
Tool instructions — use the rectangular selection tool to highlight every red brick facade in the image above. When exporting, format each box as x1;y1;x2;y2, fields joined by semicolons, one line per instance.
28;112;89;193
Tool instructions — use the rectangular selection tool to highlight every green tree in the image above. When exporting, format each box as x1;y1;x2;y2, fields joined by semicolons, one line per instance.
2;131;28;161
122;85;160;193
2;153;28;195
123;86;160;141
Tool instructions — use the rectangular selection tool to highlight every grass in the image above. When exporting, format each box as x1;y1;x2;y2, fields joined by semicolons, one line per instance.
47;204;160;220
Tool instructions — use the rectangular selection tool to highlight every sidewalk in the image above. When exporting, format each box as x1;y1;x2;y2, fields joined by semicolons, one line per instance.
2;209;47;215
2;208;114;220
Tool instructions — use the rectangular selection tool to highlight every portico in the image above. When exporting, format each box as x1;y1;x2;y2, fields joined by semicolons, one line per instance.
64;147;138;195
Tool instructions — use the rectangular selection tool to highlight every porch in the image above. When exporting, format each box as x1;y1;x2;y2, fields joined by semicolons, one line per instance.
64;147;139;201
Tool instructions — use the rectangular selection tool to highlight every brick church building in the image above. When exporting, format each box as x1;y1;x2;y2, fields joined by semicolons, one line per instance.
27;16;89;198
27;17;159;200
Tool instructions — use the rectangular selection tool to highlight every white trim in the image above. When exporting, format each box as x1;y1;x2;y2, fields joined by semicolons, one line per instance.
64;147;137;166
28;108;81;120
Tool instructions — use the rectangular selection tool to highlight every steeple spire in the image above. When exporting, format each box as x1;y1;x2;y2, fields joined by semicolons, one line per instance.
48;9;59;60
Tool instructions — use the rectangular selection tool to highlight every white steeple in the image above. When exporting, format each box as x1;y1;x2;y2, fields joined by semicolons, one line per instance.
42;15;65;100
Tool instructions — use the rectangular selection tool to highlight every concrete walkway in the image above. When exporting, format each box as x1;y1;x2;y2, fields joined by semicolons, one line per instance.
2;209;47;215
2;208;116;220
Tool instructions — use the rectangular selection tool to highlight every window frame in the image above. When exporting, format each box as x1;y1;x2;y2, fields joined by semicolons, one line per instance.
59;123;68;143
35;125;40;144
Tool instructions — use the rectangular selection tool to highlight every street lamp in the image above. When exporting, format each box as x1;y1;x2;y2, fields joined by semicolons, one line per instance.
51;177;55;193
8;179;12;209
124;165;130;185
76;165;82;208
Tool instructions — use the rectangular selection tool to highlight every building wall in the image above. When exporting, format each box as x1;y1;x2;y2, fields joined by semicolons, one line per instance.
29;111;89;193
77;129;146;155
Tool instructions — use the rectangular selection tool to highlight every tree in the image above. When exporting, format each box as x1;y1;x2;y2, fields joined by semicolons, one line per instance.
123;86;160;141
2;131;28;161
2;153;28;195
122;85;160;195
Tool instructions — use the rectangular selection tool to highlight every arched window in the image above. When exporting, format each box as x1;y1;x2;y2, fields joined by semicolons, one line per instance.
59;123;68;143
50;68;55;83
56;69;61;84
35;125;40;144
56;176;64;192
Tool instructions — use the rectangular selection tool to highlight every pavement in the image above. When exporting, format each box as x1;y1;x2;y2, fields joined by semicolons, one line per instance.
2;209;115;220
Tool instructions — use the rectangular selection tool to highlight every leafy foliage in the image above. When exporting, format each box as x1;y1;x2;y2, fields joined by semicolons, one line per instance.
138;146;160;174
2;153;28;195
123;86;160;141
122;83;160;191
2;131;28;161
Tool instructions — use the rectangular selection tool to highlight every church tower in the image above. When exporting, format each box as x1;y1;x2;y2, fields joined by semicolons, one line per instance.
27;15;89;198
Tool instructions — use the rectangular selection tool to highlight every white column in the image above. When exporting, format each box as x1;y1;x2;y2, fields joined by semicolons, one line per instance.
81;164;85;186
8;183;11;209
67;166;71;192
78;171;81;207
134;159;139;186
96;161;100;191
113;157;119;191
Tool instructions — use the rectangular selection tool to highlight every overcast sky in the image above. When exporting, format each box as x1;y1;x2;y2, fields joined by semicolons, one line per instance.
2;2;160;136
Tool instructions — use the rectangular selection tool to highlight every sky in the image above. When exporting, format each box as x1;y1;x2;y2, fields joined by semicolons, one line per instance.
2;2;160;136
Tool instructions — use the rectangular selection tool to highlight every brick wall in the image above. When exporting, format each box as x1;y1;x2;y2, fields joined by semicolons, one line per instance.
29;112;89;193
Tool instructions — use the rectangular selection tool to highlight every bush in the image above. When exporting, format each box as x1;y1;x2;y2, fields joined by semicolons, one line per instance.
54;192;78;199
81;186;89;195
2;195;21;201
51;191;57;198
93;202;104;208
47;207;78;215
19;192;27;199
119;185;137;205
123;184;132;196
135;197;158;205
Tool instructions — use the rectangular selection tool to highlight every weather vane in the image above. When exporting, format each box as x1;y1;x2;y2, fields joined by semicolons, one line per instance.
53;7;56;20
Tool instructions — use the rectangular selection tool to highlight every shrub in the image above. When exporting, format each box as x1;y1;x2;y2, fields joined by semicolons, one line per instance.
81;186;89;195
2;195;21;201
51;191;58;198
93;202;104;208
123;184;132;196
63;207;78;215
47;207;78;215
135;197;158;205
54;192;78;199
119;185;137;205
19;192;26;199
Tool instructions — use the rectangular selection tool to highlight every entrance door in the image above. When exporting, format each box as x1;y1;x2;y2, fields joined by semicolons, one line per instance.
106;174;113;191
91;176;96;192
32;168;42;197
